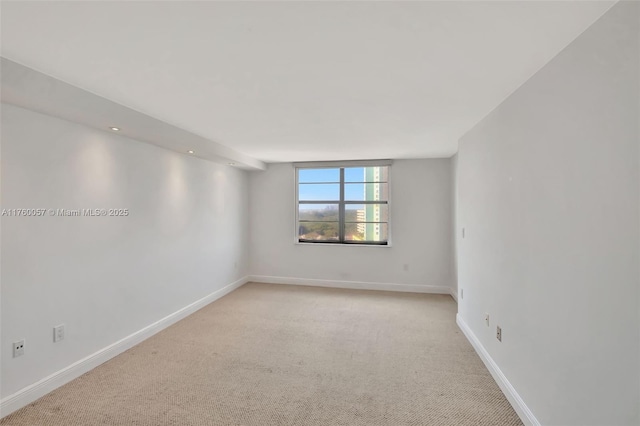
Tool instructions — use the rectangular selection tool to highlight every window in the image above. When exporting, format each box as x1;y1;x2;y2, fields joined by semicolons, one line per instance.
296;161;390;245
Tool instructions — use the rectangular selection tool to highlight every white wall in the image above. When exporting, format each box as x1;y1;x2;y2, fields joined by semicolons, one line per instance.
457;2;639;425
1;104;250;400
249;159;453;291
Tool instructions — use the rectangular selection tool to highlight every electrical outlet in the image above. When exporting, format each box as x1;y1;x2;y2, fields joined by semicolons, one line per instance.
485;313;490;327
403;263;409;271
54;324;65;342
460;288;464;299
496;326;502;342
13;340;25;358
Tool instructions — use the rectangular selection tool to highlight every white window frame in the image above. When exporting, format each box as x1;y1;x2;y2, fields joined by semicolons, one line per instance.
293;160;392;247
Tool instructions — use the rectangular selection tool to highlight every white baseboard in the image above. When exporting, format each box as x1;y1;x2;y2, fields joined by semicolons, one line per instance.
456;314;540;426
249;275;452;295
450;287;458;302
0;276;249;419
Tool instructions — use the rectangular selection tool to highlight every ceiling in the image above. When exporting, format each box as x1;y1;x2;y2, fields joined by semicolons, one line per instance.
1;1;615;163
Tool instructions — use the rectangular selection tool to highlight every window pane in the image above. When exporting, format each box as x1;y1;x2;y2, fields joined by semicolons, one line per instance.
345;166;388;183
299;183;340;201
299;204;339;221
344;167;365;182
345;222;388;243
345;204;389;223
298;222;340;241
298;168;339;183
344;183;389;201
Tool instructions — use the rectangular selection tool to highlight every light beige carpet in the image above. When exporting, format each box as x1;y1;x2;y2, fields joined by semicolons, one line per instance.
1;283;522;426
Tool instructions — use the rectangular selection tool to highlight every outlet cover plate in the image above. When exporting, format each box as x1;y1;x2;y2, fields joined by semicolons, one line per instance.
13;340;25;358
54;324;65;342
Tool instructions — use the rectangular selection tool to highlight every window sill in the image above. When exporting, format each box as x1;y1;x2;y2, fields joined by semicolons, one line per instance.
294;242;392;248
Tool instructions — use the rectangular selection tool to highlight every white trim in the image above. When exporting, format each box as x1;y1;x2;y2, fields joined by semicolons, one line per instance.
449;287;458;302
0;276;249;419
249;275;451;295
293;242;392;248
293;159;393;168
456;314;540;426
